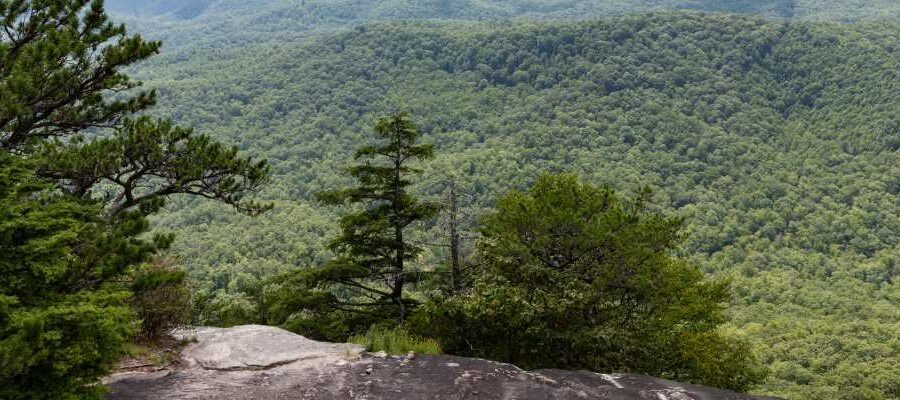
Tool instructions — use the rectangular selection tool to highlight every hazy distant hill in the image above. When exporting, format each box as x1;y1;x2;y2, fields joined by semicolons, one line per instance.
105;0;900;24
104;0;900;56
105;0;215;19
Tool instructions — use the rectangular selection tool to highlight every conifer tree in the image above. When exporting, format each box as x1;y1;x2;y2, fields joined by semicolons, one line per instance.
316;112;439;321
262;113;437;338
0;154;157;399
0;1;270;397
1;0;159;153
1;0;270;216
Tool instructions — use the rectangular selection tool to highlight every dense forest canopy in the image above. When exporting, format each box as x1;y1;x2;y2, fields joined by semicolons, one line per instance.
95;1;900;399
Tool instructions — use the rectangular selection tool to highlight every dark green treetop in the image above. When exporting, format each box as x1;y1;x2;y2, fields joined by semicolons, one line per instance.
0;0;159;152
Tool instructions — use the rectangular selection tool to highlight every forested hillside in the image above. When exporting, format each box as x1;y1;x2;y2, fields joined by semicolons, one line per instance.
112;4;900;400
105;0;900;55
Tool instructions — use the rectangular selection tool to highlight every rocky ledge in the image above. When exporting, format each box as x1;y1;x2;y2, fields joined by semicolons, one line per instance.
105;325;777;400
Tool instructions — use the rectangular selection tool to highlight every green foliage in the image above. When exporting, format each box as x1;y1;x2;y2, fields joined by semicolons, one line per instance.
315;112;439;317
0;154;138;400
262;113;439;338
0;0;160;152
348;325;442;355
40;116;271;217
193;290;259;328
419;173;765;392
130;258;192;341
1;0;271;219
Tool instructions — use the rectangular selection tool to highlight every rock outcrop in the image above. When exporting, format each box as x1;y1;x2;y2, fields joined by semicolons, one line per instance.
177;325;364;371
105;325;777;400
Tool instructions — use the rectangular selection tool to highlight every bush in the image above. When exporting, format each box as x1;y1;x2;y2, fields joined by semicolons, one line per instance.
130;258;192;341
349;325;442;355
195;291;259;328
418;174;766;392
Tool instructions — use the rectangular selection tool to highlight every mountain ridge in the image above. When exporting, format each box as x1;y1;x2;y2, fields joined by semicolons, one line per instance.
104;0;900;55
105;0;900;25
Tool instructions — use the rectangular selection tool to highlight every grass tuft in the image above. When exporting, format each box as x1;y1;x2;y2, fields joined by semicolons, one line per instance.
349;325;442;355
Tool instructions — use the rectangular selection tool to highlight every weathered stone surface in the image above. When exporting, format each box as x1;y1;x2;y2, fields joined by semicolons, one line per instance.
175;325;364;370
105;325;778;400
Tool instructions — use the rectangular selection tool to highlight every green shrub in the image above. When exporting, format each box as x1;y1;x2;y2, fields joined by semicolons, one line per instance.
349;325;442;355
419;174;766;392
130;258;192;341
0;155;138;399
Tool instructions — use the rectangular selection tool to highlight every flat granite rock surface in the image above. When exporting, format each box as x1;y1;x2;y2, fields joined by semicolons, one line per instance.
105;325;779;400
176;325;363;371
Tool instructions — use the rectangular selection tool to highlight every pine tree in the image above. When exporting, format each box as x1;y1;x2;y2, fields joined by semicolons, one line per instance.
261;113;437;339
0;154;155;399
0;1;270;397
1;0;159;152
317;112;439;321
39;116;271;217
1;0;270;216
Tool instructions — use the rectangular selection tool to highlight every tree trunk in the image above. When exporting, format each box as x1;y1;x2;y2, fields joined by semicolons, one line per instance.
449;180;462;293
392;156;406;320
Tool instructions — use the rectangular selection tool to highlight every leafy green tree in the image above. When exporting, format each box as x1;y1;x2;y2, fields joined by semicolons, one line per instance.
130;257;192;342
420;173;765;392
263;113;438;338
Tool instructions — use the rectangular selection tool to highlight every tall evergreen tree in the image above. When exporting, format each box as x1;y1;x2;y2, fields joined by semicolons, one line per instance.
261;113;437;339
316;112;439;321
